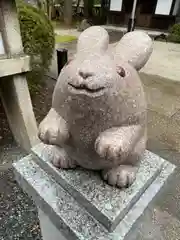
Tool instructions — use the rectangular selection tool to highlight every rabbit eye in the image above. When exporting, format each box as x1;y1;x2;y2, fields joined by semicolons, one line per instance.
117;66;126;77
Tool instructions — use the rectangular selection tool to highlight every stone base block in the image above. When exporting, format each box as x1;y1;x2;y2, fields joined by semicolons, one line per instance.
13;143;175;240
38;208;67;240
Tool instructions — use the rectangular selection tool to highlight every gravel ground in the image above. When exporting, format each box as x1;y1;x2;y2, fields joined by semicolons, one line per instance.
0;167;42;240
0;76;56;240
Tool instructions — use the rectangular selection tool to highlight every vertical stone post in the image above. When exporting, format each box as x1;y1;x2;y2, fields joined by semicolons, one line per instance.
38;209;67;240
127;0;138;32
0;0;39;152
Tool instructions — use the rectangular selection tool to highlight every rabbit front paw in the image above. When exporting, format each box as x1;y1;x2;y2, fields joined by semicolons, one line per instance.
41;145;76;169
95;134;123;162
38;121;60;145
51;147;77;169
102;165;137;188
38;108;69;145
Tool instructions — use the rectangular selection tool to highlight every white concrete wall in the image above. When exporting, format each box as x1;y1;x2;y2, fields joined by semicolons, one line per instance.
155;0;173;15
0;33;5;55
110;0;123;11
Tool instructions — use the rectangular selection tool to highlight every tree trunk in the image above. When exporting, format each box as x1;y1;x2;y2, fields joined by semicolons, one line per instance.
64;0;73;26
36;0;43;9
48;4;52;20
84;0;94;19
46;0;50;17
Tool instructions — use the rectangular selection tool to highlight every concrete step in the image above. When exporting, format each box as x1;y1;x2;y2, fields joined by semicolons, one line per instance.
126;207;180;240
140;73;180;152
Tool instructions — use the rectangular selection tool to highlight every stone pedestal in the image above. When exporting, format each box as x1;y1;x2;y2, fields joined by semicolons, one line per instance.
38;208;67;240
13;143;175;240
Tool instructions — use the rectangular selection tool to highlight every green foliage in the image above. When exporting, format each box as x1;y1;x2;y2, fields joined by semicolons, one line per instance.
17;1;55;92
94;0;101;5
168;23;180;43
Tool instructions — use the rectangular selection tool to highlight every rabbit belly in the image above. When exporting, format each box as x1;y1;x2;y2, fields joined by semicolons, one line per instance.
64;118;113;169
64;144;113;170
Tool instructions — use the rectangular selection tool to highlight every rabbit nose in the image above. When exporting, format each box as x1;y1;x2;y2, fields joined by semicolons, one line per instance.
79;69;94;79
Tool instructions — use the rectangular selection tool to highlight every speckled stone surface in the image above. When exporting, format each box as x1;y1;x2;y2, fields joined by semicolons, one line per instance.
13;155;109;240
13;153;175;240
38;27;152;189
32;143;164;231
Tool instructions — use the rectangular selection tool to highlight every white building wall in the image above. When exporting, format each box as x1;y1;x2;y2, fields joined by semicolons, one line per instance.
155;0;173;15
110;0;123;11
0;33;5;55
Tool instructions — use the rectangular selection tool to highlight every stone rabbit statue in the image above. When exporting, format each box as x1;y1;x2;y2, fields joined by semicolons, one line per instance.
38;26;153;188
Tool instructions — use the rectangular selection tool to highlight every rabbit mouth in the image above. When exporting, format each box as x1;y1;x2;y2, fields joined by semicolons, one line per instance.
68;83;105;93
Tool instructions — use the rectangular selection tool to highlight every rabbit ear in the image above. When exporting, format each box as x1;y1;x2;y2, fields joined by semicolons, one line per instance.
114;31;153;71
76;26;109;56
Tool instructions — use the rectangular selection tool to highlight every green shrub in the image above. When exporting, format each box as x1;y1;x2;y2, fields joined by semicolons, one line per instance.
17;1;55;92
168;23;180;43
